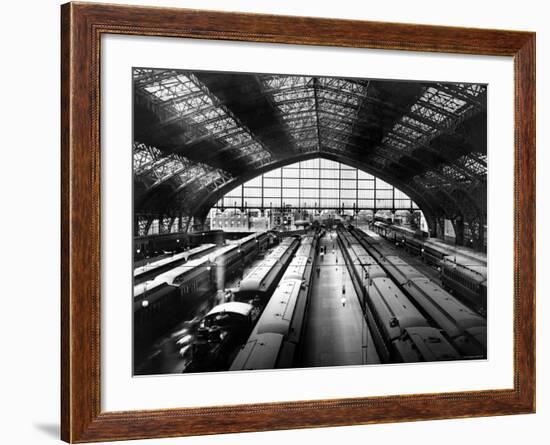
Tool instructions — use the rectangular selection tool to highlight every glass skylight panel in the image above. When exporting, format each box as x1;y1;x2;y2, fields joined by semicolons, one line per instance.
319;77;367;95
261;75;312;91
423;87;467;113
457;83;485;97
133;143;157;173
458;154;487;176
410;103;448;125
137;70;271;162
320;118;352;132
381;135;408;150
424;171;448;187
392;123;424;140
272;88;314;103
401;115;434;133
441;165;468;182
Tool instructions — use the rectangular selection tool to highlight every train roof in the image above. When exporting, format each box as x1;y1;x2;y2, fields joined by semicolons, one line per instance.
391;224;417;236
283;257;310;281
134;280;174;303
442;259;487;280
134;256;211;297
424;239;487;265
229;333;284;371
407;277;486;331
210;244;239;261
356;254;378;266
228;233;257;245
133;277;171;300
161;256;210;281
280;236;298;244
363;264;386;279
383;256;425;284
397;327;460;362
134;252;186;277
255;279;302;336
134;243;215;276
239;258;279;292
268;241;296;257
206;302;253;318
294;243;314;258
464;326;487;350
369;277;428;332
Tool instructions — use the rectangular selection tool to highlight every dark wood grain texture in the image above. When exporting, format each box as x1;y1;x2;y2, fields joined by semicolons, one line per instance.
60;2;536;442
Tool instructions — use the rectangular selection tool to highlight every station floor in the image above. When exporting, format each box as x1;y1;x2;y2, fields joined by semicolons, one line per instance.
301;231;379;367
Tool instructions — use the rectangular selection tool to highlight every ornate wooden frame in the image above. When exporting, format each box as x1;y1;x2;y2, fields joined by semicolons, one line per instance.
61;2;536;442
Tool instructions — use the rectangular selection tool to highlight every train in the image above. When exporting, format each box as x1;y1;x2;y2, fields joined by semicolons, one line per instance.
134;243;217;285
347;226;486;359
185;302;258;372
133;231;269;346
440;259;487;313
337;228;460;363
233;237;301;303
230;235;319;370
372;221;487;312
185;235;305;372
134;229;225;257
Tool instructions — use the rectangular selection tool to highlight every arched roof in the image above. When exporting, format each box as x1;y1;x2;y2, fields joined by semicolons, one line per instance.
133;69;487;225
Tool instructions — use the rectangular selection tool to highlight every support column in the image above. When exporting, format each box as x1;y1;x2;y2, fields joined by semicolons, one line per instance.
436;216;445;239
453;216;464;246
473;218;486;251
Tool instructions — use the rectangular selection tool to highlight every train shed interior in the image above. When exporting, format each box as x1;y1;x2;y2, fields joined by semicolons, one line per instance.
134;70;487;251
132;68;488;375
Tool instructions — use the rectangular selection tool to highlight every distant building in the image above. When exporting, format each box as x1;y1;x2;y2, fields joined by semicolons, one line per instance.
210;209;249;231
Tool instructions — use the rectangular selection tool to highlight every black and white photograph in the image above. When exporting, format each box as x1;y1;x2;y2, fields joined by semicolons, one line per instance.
132;68;488;376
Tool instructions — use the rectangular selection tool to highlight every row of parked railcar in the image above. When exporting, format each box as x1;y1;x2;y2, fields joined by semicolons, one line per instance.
337;228;461;364
134;230;226;258
372;221;487;312
133;231;269;346
347;226;487;360
230;235;319;371
186;236;303;372
134;243;218;285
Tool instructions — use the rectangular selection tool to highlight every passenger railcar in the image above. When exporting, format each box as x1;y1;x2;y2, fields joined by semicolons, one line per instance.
134;232;268;346
134;257;214;344
351;229;487;359
351;225;488;316
235;237;300;303
134;243;217;285
230;278;305;370
230;236;318;371
338;227;460;364
211;231;269;289
425;237;487;266
441;259;488;312
134;230;225;257
393;327;460;362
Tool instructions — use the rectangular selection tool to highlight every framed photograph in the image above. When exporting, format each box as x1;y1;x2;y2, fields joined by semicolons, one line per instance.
61;2;535;442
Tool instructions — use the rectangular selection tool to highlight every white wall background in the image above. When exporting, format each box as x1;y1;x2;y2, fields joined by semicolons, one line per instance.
0;0;546;444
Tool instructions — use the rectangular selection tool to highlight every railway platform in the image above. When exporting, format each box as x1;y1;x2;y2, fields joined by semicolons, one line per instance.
301;231;379;367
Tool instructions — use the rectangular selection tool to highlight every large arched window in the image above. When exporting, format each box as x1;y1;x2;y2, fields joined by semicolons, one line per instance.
213;159;419;211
